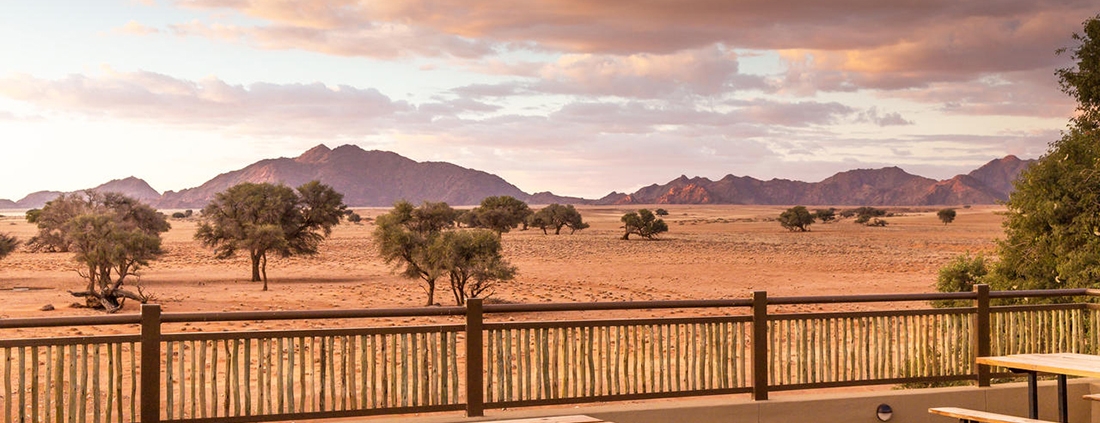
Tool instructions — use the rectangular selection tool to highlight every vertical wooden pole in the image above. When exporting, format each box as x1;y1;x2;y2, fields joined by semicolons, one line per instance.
975;284;991;387
752;291;769;401
140;304;161;423
465;298;484;417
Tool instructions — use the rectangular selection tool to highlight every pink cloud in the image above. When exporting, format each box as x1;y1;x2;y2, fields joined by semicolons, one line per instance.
0;70;412;136
167;0;1096;102
113;20;160;35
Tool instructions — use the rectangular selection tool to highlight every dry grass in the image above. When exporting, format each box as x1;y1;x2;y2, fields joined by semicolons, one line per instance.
0;205;1004;326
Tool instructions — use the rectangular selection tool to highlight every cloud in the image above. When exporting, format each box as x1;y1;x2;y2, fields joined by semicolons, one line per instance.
530;46;770;98
0;69;413;137
858;107;914;127
113;20;160;35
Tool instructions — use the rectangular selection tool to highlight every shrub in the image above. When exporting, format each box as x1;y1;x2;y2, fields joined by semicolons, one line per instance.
937;208;957;225
778;206;814;232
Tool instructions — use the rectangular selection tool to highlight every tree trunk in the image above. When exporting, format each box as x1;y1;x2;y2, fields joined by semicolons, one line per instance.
250;250;262;282
425;280;435;306
261;251;268;291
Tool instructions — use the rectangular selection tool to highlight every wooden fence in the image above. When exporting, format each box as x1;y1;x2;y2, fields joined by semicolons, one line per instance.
2;286;1099;423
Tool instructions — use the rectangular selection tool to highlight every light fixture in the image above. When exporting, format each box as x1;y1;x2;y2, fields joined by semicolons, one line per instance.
876;404;893;421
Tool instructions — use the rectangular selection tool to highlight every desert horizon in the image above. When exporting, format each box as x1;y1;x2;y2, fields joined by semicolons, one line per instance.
0;204;1005;327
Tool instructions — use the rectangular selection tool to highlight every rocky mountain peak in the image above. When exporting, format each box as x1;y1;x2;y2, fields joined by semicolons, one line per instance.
295;144;333;165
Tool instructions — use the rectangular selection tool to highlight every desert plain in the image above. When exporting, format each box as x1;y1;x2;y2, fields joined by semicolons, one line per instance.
0;205;1004;329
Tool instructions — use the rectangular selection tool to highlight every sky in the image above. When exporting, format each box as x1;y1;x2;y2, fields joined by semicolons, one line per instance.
0;1;1094;201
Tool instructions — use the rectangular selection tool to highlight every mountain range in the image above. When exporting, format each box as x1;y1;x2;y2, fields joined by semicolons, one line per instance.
0;144;1034;209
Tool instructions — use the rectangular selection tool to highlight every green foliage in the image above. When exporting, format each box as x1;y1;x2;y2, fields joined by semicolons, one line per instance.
937;208;957;225
195;181;346;290
31;191;169;312
0;233;18;260
778;206;814;232
528;204;589;235
26;193;92;252
374;201;456;305
655;208;669;216
24;208;41;224
374;201;515;305
991;16;1100;292
621;209;668;240
813;208;837;223
345;211;363;223
1057;14;1100;126
466;196;532;235
431;229;516;305
933;254;988;308
171;212;187;219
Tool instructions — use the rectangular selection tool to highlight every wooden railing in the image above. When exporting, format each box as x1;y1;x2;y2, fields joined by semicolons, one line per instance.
2;286;1099;423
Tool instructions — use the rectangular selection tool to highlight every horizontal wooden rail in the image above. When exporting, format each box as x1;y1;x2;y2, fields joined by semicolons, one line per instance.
4;285;1100;423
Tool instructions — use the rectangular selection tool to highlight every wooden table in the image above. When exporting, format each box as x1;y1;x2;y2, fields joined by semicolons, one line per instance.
977;353;1100;423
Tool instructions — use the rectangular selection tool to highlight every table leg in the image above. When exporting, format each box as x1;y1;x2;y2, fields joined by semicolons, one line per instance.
1028;371;1038;420
1057;374;1067;423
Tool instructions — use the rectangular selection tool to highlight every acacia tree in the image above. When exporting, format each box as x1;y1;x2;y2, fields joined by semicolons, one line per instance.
195;181;346;291
0;233;19;260
431;229;516;305
991;15;1100;292
31;191;169;312
937;208;957;225
778;206;814;232
467;196;532;236
25;193;92;252
528;203;589;234
373;201;457;305
621;209;668;240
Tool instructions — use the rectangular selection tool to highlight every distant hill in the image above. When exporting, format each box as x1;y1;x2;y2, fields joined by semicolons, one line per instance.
8;177;160;209
156;144;529;208
600;156;1035;206
14;191;64;209
0;146;1036;209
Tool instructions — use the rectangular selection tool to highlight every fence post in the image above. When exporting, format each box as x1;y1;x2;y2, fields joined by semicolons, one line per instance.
975;284;991;387
466;298;485;417
752;291;769;400
140;304;161;423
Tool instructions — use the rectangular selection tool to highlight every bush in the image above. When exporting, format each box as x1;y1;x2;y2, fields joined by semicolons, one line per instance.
346;211;363;223
814;208;837;223
778;206;814;232
933;254;988;308
655;208;669;216
171;212;187;219
621;209;668;240
937;208;957;225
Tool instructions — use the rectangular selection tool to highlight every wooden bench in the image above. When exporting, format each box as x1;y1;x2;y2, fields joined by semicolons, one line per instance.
487;416;606;423
929;407;1055;423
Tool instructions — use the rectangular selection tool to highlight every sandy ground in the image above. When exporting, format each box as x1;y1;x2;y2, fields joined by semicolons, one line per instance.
0;205;1005;330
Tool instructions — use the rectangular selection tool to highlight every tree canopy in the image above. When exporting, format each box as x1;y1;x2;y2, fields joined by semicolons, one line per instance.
374;200;456;305
621;209;668;240
374;200;515;305
937;208;957;225
991;15;1100;291
195;181;346;290
30;191;169;312
528;203;589;235
466;196;532;236
778;206;814;232
432;229;515;305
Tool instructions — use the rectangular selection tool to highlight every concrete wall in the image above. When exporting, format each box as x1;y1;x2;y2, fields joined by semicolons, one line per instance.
357;380;1099;423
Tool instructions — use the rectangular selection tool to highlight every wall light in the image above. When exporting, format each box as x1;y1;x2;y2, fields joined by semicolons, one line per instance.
876;403;893;421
